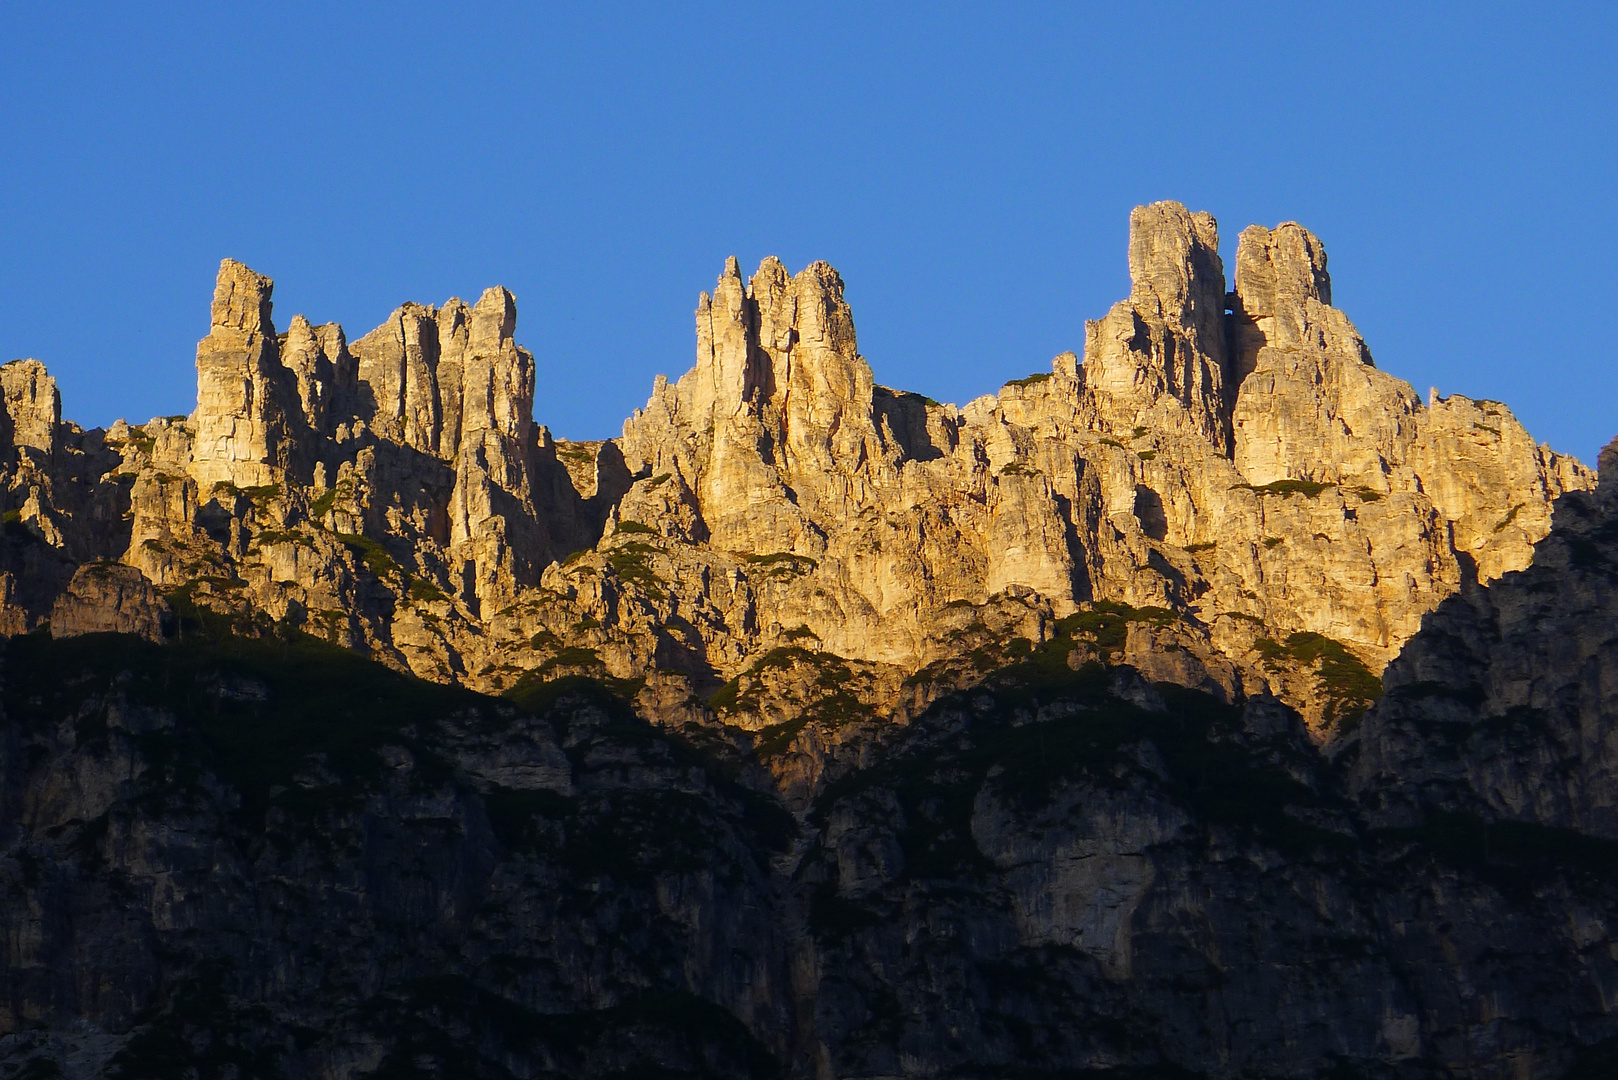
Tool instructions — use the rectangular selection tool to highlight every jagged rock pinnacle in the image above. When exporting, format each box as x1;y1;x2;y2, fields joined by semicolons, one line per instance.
189;259;291;489
1082;200;1232;450
0;204;1594;736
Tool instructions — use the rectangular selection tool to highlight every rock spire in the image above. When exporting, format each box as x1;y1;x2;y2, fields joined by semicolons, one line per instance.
189;259;294;490
0;201;1593;743
1081;201;1232;449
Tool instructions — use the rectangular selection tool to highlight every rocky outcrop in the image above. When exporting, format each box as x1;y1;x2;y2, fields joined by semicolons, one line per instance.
1226;221;1584;583
0;203;1592;744
48;562;170;642
792;646;1618;1079
4;581;1618;1078
280;314;345;435
619;256;888;555
189;260;294;490
1229;221;1421;486
135;259;558;631
349;302;443;452
0;204;1613;1079
447;287;544;615
1081;201;1232;448
0;359;60;465
1349;435;1618;833
1406;392;1589;581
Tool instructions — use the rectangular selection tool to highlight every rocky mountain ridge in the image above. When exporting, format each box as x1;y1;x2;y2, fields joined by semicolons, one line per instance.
0;203;1614;1078
0;202;1589;756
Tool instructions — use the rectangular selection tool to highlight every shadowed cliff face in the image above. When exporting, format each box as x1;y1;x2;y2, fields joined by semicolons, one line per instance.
4;471;1618;1079
0;631;794;1079
793;448;1618;1080
1348;436;1618;836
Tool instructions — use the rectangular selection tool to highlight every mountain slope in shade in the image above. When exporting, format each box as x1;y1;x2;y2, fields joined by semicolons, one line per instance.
3;461;1618;1076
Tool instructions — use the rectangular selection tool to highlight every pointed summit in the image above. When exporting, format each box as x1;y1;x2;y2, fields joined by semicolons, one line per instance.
470;286;517;354
1081;200;1232;449
208;258;274;343
190;259;294;489
1228;221;1337;380
1228;219;1418;489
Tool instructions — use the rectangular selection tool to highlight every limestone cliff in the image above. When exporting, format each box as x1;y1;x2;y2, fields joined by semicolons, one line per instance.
0;202;1592;751
1082;201;1231;448
0;202;1612;1079
190;259;294;490
3;501;1618;1077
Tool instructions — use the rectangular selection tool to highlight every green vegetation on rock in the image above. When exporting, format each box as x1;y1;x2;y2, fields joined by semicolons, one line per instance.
1255;631;1382;728
1237;479;1337;498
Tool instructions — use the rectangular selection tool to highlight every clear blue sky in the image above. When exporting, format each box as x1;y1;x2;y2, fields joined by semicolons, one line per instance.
1;4;1614;462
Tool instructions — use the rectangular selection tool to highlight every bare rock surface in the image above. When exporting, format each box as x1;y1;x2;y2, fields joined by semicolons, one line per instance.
48;562;170;642
0;203;1611;1078
0;202;1593;748
1350;435;1618;833
190;259;292;490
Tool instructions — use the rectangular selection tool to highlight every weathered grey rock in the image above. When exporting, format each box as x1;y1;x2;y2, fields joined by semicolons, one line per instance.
350;302;443;453
0;669;792;1079
0;208;1614;1080
0;359;59;463
1229;222;1423;488
795;668;1618;1079
0;205;1594;737
1081;201;1231;449
433;298;471;456
446;286;541;615
48;562;169;642
279;314;344;435
1225;221;1589;588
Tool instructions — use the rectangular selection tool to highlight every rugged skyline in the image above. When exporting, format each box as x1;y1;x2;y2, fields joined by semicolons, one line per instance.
0;201;1615;1076
0;201;1590;748
3;8;1614;464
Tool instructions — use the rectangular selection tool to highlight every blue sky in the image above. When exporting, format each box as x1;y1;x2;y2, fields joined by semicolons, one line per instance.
1;4;1614;461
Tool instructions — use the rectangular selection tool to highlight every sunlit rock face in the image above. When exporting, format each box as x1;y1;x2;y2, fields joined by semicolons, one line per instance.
189;258;293;490
0;201;1592;740
1350;436;1618;835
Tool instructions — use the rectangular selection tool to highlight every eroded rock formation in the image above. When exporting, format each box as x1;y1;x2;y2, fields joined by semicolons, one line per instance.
0;204;1592;750
0;202;1613;1080
1349;434;1618;833
3;462;1618;1077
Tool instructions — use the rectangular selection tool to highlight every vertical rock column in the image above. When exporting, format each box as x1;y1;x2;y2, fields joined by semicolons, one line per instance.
695;257;814;551
761;260;884;495
0;359;60;465
623;256;892;553
349;303;443;452
189;259;293;491
1081;201;1232;450
280;314;349;436
448;286;541;614
434;299;472;457
0;358;65;547
691;255;763;424
1228;223;1421;486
